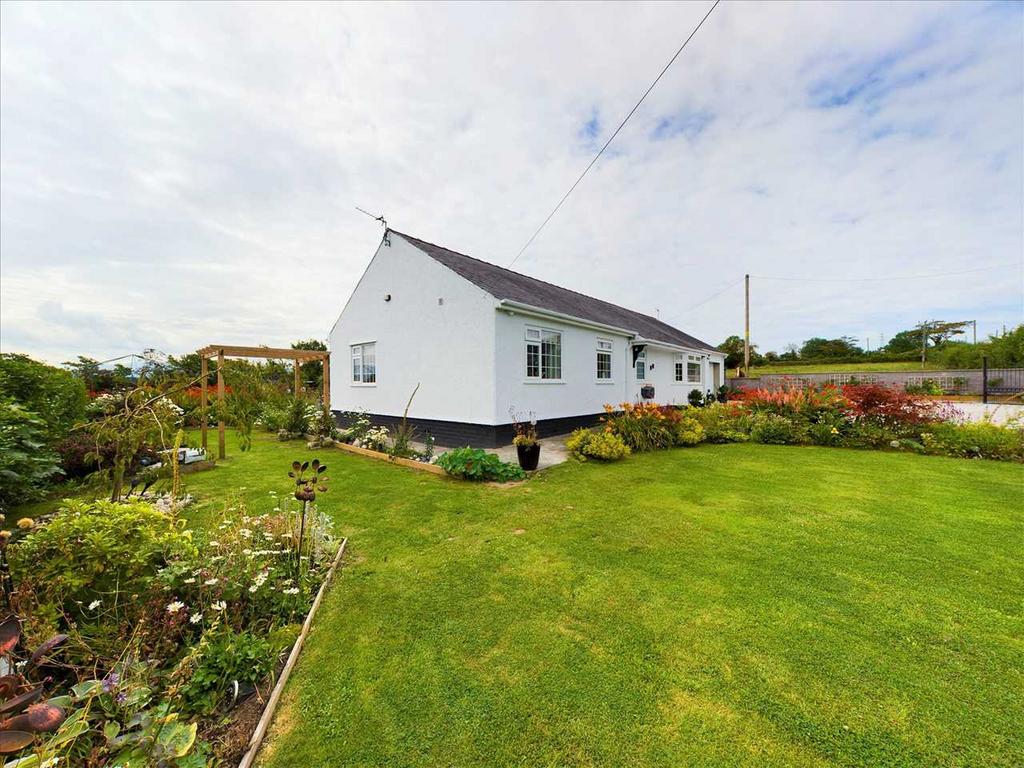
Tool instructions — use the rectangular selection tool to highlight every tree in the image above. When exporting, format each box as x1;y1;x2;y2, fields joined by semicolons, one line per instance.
717;335;757;370
83;387;184;501
883;330;923;354
799;337;863;359
292;339;327;392
0;354;87;441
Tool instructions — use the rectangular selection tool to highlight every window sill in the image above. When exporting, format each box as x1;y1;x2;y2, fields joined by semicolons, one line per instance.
595;380;615;385
350;382;377;388
523;379;565;384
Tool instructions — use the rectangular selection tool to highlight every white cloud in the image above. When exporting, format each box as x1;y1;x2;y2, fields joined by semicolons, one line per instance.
1;0;1021;363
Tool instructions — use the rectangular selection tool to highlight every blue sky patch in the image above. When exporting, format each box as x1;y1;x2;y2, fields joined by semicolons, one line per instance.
651;108;714;141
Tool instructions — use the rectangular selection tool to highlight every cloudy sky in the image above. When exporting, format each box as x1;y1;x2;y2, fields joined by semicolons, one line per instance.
1;0;1021;364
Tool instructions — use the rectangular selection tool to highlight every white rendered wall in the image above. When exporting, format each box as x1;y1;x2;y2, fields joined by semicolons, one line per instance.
328;235;497;424
626;346;727;405
493;310;632;422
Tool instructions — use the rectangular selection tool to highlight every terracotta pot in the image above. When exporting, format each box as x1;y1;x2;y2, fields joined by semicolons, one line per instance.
516;442;541;471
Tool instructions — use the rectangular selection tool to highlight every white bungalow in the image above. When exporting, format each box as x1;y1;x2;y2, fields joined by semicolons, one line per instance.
328;230;726;446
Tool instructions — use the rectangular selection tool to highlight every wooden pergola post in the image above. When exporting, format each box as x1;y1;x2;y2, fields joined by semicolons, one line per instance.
322;355;330;409
217;349;226;460
200;355;208;451
195;344;330;461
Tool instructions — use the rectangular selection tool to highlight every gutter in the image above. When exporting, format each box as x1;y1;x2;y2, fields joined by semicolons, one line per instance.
496;300;722;357
496;299;639;338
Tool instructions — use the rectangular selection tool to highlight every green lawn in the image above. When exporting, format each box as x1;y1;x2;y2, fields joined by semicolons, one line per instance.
173;434;1024;767
730;361;947;378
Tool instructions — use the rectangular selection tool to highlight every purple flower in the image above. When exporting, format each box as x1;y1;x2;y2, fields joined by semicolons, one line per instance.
101;671;120;693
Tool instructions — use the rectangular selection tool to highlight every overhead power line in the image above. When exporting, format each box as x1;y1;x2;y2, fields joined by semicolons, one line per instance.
507;0;722;267
750;263;1021;283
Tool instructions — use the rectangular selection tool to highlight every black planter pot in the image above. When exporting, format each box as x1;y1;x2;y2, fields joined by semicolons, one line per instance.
516;442;541;471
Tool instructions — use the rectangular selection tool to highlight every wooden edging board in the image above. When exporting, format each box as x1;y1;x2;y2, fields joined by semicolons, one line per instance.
330;440;448;475
236;536;348;768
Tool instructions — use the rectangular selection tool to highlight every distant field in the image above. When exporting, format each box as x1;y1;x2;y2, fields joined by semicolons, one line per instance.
730;361;947;378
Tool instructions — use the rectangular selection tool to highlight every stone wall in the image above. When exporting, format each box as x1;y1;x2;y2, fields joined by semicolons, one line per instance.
730;368;1023;395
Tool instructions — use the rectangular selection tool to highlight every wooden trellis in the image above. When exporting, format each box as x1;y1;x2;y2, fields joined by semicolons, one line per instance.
197;345;331;459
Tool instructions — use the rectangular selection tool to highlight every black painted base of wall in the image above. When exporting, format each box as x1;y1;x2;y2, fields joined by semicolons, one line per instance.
333;411;603;448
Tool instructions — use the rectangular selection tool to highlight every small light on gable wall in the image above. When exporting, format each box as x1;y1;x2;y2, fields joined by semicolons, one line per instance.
384;294;391;302
438;297;444;306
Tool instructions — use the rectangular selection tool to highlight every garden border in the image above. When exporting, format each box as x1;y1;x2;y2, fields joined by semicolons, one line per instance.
236;536;348;768
330;440;447;475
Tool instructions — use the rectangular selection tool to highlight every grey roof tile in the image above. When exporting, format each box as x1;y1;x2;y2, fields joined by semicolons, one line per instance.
392;230;718;352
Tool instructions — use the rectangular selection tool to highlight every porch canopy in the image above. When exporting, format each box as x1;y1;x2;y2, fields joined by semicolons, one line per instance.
197;344;330;459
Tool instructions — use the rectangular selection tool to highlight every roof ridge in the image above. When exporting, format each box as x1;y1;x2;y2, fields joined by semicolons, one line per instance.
390;229;667;327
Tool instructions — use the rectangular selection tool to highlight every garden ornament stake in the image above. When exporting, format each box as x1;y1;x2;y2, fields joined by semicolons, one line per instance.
288;460;327;578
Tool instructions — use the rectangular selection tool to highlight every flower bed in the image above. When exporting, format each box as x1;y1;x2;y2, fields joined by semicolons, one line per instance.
2;459;343;766
563;386;1022;463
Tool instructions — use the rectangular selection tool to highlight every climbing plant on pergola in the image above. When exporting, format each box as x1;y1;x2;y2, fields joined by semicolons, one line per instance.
197;345;331;459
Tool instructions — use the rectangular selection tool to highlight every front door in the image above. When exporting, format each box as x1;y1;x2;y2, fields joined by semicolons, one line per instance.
710;361;722;390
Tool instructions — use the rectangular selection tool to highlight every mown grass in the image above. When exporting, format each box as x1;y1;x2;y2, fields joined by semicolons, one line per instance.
172;433;1024;767
730;361;947;378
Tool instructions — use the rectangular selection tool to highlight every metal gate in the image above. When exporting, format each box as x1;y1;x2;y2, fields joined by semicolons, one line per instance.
982;357;1024;403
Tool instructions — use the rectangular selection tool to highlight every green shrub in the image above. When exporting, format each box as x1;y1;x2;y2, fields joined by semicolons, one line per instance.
11;498;196;615
436;447;526;481
749;413;804;445
566;429;631;461
920;421;1023;461
672;415;704;446
0;399;63;508
179;630;273;714
688;403;750;443
0;353;87;441
603;402;676;452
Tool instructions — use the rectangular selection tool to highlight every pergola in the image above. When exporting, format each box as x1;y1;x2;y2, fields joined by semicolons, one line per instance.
197;345;331;459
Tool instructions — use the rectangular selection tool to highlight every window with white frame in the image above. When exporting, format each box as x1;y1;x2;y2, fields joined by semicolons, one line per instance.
634;347;646;380
674;354;685;382
525;327;561;380
596;338;612;380
687;354;702;384
351;342;376;384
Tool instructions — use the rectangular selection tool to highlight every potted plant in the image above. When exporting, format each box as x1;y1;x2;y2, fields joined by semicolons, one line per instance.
510;408;540;471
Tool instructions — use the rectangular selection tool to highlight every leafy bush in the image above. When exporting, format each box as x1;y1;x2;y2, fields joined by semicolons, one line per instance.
687;389;705;407
361;426;390;452
749;413;804;444
671;414;705;446
566;429;631;461
11;498;196;617
310;403;338;439
688;403;750;443
0;399;63;508
336;411;371;443
436;448;526;481
920;421;1023;461
54;430;117;479
0;353;87;441
602;402;676;451
905;379;944;396
178;630;273;715
840;384;945;429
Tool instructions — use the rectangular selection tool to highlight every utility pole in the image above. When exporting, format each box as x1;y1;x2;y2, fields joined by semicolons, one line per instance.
920;321;928;369
744;274;750;375
972;320;977;345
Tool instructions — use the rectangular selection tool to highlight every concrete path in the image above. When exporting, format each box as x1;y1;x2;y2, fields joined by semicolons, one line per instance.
489;434;571;470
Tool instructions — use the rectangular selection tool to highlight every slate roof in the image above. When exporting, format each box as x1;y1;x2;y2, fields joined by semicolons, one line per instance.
392;230;718;353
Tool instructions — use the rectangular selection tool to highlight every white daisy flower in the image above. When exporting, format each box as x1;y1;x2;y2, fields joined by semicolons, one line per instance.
88;599;102;610
166;601;185;613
